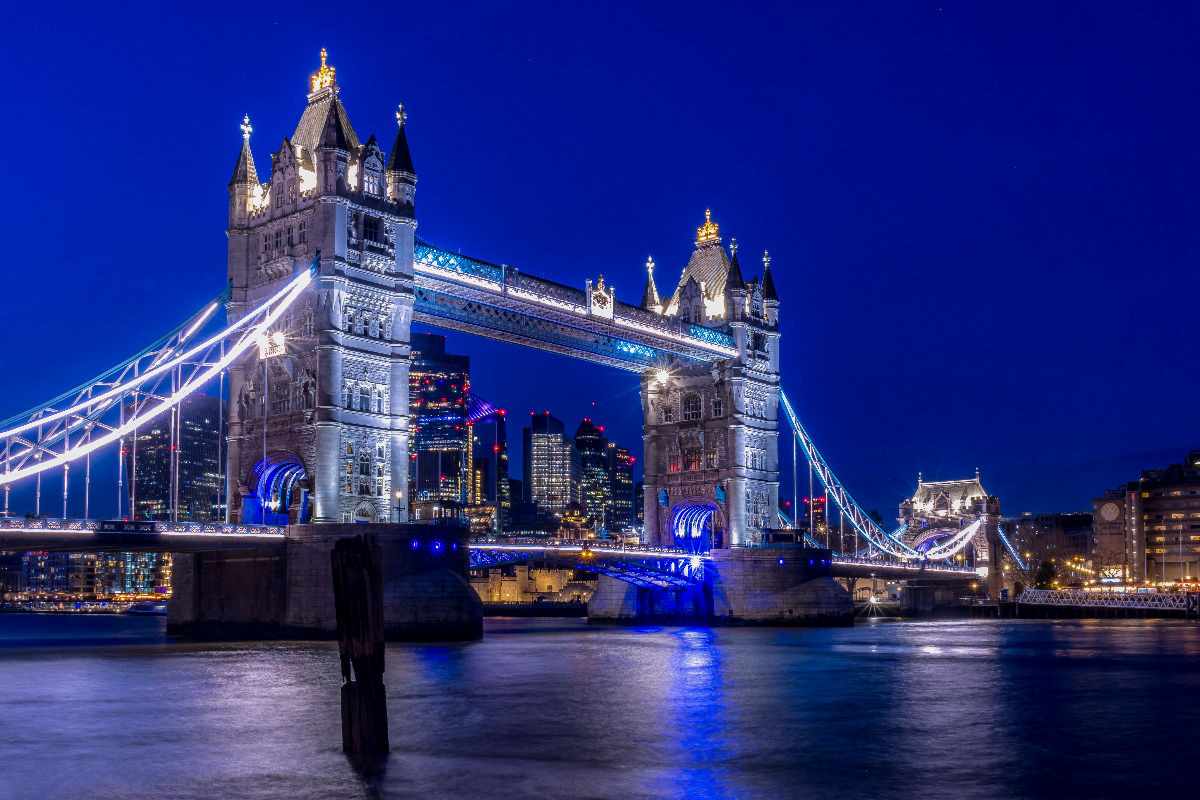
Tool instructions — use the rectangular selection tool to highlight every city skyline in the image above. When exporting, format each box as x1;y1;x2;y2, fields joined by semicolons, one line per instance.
1;3;1197;519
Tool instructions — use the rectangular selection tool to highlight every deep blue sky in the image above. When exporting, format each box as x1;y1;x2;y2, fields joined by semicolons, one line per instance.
1;1;1197;518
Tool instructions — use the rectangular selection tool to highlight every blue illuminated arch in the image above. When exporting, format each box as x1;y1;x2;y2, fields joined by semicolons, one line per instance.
671;501;718;553
249;453;310;525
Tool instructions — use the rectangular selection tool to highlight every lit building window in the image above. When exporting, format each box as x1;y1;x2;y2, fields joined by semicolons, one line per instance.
364;172;382;197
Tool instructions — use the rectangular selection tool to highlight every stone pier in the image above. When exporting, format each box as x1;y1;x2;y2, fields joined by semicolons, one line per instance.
587;547;852;626
168;523;482;641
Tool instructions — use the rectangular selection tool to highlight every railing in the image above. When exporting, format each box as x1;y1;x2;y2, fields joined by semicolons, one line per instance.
831;555;977;574
469;537;707;560
1018;589;1198;611
0;518;284;537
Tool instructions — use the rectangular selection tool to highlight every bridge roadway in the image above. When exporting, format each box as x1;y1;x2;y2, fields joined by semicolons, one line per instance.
467;538;979;582
0;519;287;553
0;521;979;583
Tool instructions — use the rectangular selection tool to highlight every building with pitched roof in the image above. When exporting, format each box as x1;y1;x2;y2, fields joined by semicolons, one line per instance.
640;211;781;549
225;49;417;524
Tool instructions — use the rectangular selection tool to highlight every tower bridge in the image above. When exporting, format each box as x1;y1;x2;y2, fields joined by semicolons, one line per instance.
0;52;1013;632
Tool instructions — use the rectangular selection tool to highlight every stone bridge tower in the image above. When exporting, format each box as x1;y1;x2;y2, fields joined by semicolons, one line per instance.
640;212;781;549
225;51;416;524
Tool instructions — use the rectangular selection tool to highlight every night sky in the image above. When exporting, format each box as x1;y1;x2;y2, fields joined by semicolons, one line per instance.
1;2;1196;519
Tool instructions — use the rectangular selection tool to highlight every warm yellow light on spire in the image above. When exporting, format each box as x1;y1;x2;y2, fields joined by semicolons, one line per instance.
311;48;336;93
696;209;720;243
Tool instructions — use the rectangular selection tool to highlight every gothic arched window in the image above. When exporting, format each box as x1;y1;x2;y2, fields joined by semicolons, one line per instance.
683;394;702;421
359;452;372;477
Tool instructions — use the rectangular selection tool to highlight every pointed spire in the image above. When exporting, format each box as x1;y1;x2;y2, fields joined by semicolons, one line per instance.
761;249;778;301
387;102;415;174
641;256;661;310
228;114;258;188
725;245;746;292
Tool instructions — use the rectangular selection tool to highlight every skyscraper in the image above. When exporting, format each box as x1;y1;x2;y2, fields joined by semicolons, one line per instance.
523;412;581;521
574;419;611;526
124;394;226;522
606;444;635;529
409;333;471;504
472;411;510;527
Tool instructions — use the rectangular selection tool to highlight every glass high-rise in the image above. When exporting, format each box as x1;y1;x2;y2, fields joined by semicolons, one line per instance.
409;333;472;503
523;412;581;521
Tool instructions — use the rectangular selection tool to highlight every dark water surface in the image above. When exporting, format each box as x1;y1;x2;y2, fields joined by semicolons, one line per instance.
1;614;1198;800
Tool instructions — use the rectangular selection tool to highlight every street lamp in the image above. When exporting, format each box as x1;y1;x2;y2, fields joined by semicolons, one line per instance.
394;490;404;523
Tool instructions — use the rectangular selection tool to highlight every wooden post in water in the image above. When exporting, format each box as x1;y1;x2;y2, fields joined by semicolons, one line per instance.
331;534;389;756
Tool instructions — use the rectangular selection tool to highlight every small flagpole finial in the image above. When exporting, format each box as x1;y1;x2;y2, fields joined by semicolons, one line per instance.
396;102;407;128
240;115;253;142
762;250;771;270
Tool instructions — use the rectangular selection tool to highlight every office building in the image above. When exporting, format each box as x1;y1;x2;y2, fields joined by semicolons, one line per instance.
1094;450;1200;584
523;412;581;521
575;419;611;526
606;444;635;529
471;410;511;528
125;394;226;521
409;333;472;503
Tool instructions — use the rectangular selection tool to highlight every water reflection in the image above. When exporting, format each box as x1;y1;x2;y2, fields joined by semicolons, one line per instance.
1;615;1199;799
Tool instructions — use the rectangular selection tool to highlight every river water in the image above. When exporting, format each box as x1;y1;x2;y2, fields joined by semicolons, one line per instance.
1;614;1197;800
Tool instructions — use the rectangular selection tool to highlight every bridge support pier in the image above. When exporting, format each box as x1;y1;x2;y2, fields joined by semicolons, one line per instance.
899;578;967;617
587;547;852;626
168;523;482;640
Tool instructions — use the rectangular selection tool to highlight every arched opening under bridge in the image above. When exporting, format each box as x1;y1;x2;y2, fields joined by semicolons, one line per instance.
671;500;721;552
244;453;310;525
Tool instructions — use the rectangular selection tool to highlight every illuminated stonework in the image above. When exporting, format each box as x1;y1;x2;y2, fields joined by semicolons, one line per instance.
640;213;781;548
226;57;417;524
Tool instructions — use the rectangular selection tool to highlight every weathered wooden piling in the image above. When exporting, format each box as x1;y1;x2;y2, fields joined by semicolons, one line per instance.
331;534;389;756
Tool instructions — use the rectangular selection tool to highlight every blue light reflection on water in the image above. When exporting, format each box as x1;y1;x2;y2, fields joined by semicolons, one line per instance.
1;615;1199;799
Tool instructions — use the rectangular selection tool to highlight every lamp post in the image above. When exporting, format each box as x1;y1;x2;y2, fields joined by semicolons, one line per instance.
394;490;404;524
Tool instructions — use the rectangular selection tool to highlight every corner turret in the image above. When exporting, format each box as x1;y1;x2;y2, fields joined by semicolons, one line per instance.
228;115;258;225
641;256;661;312
387;103;417;216
761;250;779;326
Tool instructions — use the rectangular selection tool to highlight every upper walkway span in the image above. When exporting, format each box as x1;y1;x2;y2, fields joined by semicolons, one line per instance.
413;242;737;372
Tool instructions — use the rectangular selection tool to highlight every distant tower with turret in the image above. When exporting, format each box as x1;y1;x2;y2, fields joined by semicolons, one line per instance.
225;50;417;524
